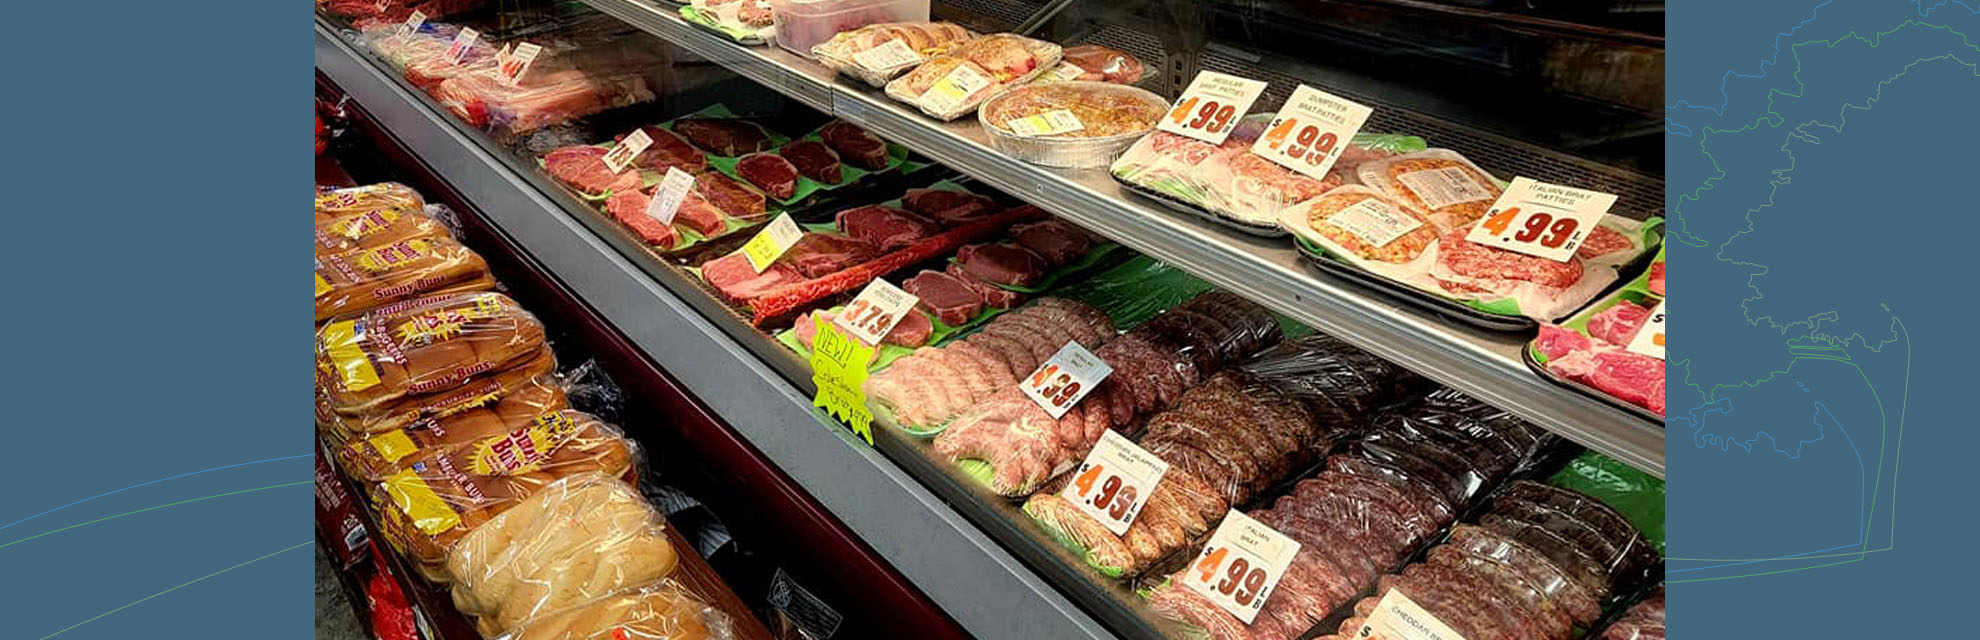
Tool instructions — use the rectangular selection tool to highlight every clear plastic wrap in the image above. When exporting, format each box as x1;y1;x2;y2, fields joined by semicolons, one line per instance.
314;235;497;322
883;34;1063;121
1497;481;1660;591
316;182;426;225
494;581;734;640
1444;524;1604;624
447;473;680;636
1278;185;1439;264
1111;121;1413;232
771;0;933;59
1598;588;1665;640
1055;44;1145;84
977;82;1167;168
339;374;571;480
864;297;1114;435
1356;149;1503;232
316;293;550;414
810;21;972;87
432;39;662;137
316;201;451;257
682;0;777;45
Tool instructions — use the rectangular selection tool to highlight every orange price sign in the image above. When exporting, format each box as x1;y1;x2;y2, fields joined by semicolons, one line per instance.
1463;177;1618;262
1059;431;1169;535
1018;341;1112;419
1250;84;1371;181
832;279;919;346
1184;510;1300;623
1156;71;1268;145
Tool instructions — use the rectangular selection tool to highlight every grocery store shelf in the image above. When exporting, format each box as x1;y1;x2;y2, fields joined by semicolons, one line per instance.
316;24;1117;640
579;0;1667;478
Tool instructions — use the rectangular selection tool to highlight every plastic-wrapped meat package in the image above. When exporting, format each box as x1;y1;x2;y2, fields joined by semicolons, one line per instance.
1478;516;1614;605
1423;545;1576;639
1356;149;1503;232
811;22;975;87
1444;524;1604;624
883;34;1064;120
432;40;662;137
1057;44;1145;84
1494;481;1662;594
868;298;1114;432
1600;588;1666;640
1112;118;1405;230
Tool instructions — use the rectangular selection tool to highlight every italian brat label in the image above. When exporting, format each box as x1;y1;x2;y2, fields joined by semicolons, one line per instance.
1019;341;1112;419
1060;430;1170;535
600;128;653;174
1004;109;1085;137
1351;589;1470;640
1329;197;1423;247
645;168;696;226
853;39;921;71
833;279;920;345
1184;510;1301;623
1396;166;1496;211
918;63;992;114
1627;300;1666;359
1464;177;1618;262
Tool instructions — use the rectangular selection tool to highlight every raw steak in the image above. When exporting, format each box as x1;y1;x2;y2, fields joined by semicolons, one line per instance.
673;117;773;156
902;270;984;326
1010;220;1095;266
673;190;731;237
1647;260;1665;295
957;243;1049;287
1576;225;1634;259
837;205;941;251
543;145;640;196
793;308;930;349
737;153;801;200
818;120;889;170
946;262;1027;308
625;126;706;173
782;232;879;278
1586;301;1652;346
903;188;999;225
694;172;767;219
701;251;802;305
603;188;678;248
1534;325;1592;360
747;207;1043;326
1438;229;1584;289
779;140;843;184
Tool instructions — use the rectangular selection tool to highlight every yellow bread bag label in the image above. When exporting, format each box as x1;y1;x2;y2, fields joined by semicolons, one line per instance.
365;430;421;464
383;468;462;535
321;320;382;392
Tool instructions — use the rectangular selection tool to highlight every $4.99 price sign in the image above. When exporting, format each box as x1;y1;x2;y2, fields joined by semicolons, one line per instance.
1185;510;1300;623
1250;84;1372;181
1060;430;1170;535
1157;71;1268;145
1464;177;1618;262
832;279;920;345
1020;341;1112;419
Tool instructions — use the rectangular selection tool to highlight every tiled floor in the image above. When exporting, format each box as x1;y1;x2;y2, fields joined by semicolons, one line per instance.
315;546;367;640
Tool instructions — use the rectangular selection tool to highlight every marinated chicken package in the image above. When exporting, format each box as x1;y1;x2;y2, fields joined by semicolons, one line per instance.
978;81;1168;167
812;22;974;87
883;34;1063;121
680;0;776;45
1529;245;1666;416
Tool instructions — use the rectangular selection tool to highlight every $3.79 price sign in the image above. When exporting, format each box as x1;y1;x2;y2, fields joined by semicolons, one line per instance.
1250;84;1372;182
1185;510;1300;623
832;279;920;346
1019;341;1112;419
1463;177;1618;263
1157;71;1268;145
1060;430;1170;535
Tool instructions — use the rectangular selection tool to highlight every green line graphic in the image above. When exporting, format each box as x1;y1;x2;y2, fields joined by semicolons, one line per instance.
37;540;311;640
1;481;311;551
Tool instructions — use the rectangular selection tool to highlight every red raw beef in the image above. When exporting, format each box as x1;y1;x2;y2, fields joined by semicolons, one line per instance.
543;146;640;196
783;232;880;278
702;251;803;306
625;126;706;174
819;120;889;170
603;188;679;248
1648;261;1665;296
903;270;985;325
837;205;941;250
957;243;1049;287
673;118;774;156
674;190;730;236
748;207;1045;327
694;173;767;219
1438;229;1583;289
1535;325;1591;361
1546;341;1664;416
1010;219;1095;266
1586;302;1652;346
794;308;931;349
903;188;1000;225
1576;225;1635;259
946;262;1026;308
737;153;801;200
780;140;843;184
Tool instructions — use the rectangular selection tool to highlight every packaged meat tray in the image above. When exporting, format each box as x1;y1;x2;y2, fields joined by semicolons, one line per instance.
1526;245;1665;418
977;81;1167;168
431;38;662;137
883;34;1064;121
314;234;497;322
811;21;973;87
315;292;550;414
1050;44;1145;85
680;0;776;45
771;0;935;60
1357;149;1505;232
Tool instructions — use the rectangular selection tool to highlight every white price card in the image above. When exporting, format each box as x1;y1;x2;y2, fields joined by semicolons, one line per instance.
741;214;803;273
444;28;480;64
1184;510;1301;623
399;10;427;36
499;42;543;86
1463;177;1618;262
1005;109;1085;137
833;279;921;345
917;63;992;114
1626;300;1666;360
852;39;921;71
1156;71;1268;144
644;168;696;227
1349;589;1470;640
1330;197;1423;248
1060;430;1170;535
1020;341;1112;419
1250;84;1372;181
600;128;653;175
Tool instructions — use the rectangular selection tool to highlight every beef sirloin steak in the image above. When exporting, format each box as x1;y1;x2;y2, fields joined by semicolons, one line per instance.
903;269;985;325
903;188;999;225
957;242;1049;287
737;153;801;200
837;205;941;251
543;145;640;196
673;118;775;156
818;120;889;169
779;139;844;184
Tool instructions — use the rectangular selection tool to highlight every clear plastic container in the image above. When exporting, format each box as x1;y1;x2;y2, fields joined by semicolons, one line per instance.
978;82;1167;168
769;0;930;59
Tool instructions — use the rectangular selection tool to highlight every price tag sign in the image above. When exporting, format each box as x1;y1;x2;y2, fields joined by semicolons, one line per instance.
1626;300;1666;359
499;42;543;86
917;63;991;114
1019;341;1112;419
601;128;653;175
1185;510;1300;623
852;39;920;71
833;279;920;345
1350;589;1470;640
1041;61;1086;83
444;28;480;64
1005;109;1085;137
1251;84;1371;181
810;319;875;445
1061;431;1170;535
1464;177;1617;262
1156;71;1268;144
399;10;427;36
741;214;802;273
644;168;696;227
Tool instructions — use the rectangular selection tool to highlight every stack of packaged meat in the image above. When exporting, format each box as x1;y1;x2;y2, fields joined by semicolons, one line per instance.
1111;115;1409;232
1024;333;1416;578
863;297;1115;434
883;34;1064;121
928;292;1284;496
1146;389;1551;640
812;22;975;87
431;36;663;137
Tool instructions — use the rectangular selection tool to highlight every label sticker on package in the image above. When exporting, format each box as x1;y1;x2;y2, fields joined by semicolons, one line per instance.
1043;61;1086;83
1627;300;1666;360
1157;71;1268;144
1005;109;1086;137
918;63;992;114
1329;197;1423;248
810;319;875;445
444;28;480;64
1251;84;1372;181
499;42;543;86
1464;177;1618;262
1350;589;1470;640
1061;430;1170;535
645;168;696;226
741;214;802;273
833;279;920;345
1020;341;1112;419
1184;510;1301;623
853;39;921;71
1397;166;1496;211
399;10;427;36
600;128;653;175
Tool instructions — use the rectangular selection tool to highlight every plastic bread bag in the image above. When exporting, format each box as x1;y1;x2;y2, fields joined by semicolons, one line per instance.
339;375;572;481
327;347;558;437
490;581;735;640
316;202;451;257
314;235;496;322
1356;149;1504;232
883;34;1063;121
446;472;679;635
316;182;425;224
681;0;777;45
812;22;974;88
377;411;641;568
316;292;549;414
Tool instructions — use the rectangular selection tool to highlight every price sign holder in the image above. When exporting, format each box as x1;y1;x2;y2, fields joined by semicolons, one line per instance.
1060;431;1169;535
833;279;920;345
1627;300;1665;359
1019;341;1112;419
1250;84;1371;181
1157;71;1268;145
1184;510;1300;623
742;214;803;273
399;10;427;36
1464;177;1617;262
1350;589;1469;640
600;128;653;175
645;168;696;226
444;28;480;64
810;319;875;445
499;42;543;86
